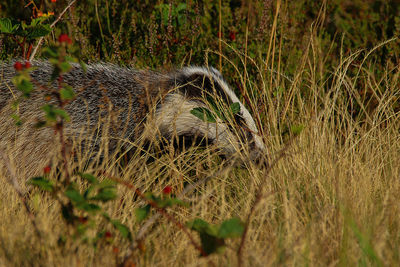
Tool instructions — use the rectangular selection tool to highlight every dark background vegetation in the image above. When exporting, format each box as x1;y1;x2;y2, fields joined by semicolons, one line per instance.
1;0;399;68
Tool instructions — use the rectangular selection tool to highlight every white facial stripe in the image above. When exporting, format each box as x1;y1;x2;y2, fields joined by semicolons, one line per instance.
154;93;239;154
182;66;265;151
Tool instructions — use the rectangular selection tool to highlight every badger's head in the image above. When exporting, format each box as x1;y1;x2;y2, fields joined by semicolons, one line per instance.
151;66;265;163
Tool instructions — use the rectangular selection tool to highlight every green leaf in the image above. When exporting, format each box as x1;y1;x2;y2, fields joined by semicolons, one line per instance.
0;18;19;33
42;105;70;122
60;85;75;100
111;220;132;240
97;179;117;188
135;205;151;223
59;62;72;73
187;218;218;236
230;102;241;115
291;124;304;135
78;173;98;184
65;188;85;204
77;203;101;213
18;79;34;97
27;24;51;39
53;108;70;122
187;218;243;255
190;107;216;123
12;75;34;97
217;217;244;238
30;17;51;27
90;188;117;202
42;104;57;121
28;177;54;192
187;219;223;255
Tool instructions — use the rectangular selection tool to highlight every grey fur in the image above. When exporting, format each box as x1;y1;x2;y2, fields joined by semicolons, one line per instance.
0;61;264;178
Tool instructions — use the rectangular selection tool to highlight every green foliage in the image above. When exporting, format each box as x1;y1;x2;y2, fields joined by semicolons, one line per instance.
290;124;304;136
134;191;189;223
0;18;19;33
42;104;70;122
191;101;241;123
135;205;151;223
60;85;75;100
190;107;217;123
12;75;33;97
28;177;54;192
29;173;132;243
187;217;245;255
0;16;52;59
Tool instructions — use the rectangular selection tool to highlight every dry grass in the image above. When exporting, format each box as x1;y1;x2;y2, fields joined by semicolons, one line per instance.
1;23;400;267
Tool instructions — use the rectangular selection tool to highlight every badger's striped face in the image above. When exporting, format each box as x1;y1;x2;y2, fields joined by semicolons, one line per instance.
153;66;265;162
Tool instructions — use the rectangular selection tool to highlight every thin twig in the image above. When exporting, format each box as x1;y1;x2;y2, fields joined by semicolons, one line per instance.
0;150;42;239
237;136;297;266
29;0;77;61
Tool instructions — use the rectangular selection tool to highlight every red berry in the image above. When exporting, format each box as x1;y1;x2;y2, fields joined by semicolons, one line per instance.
229;31;236;41
58;34;72;44
14;61;23;71
43;165;51;174
105;231;112;238
162;186;172;195
24;61;31;69
51;0;57;2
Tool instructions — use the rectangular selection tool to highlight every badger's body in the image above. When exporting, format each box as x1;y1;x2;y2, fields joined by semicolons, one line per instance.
0;61;264;179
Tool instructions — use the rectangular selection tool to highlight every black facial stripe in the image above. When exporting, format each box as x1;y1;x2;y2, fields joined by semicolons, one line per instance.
174;72;232;105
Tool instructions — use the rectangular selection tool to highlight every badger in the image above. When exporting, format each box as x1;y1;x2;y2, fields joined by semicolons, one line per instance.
0;61;265;179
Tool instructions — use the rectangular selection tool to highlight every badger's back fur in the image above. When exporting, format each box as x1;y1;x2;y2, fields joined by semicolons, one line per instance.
0;61;264;179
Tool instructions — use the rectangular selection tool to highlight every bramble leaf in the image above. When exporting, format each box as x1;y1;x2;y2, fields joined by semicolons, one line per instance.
28;177;54;192
78;173;98;184
77;203;101;213
111;220;132;240
0;18;19;33
65;187;85;203
190;107;216;123
230;102;241;115
60;85;75;100
90;188;117;202
217;217;244;238
135;205;151;223
27;24;51;39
